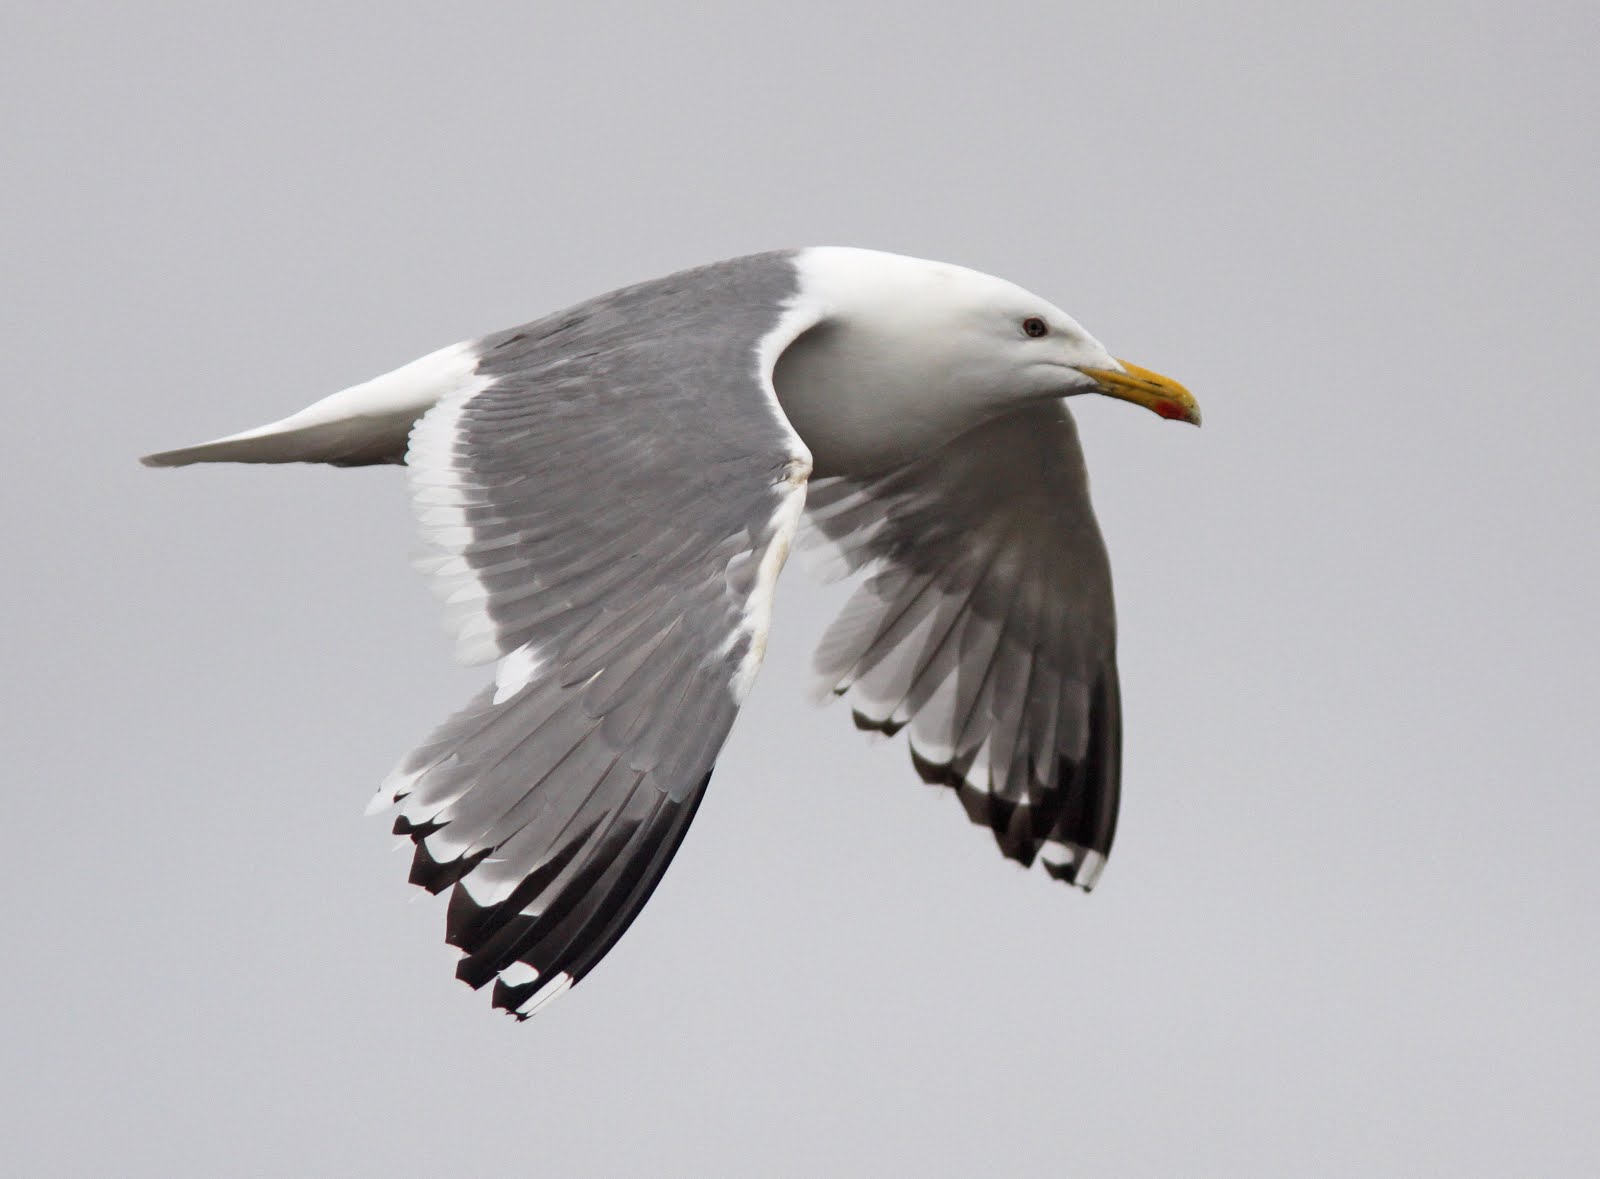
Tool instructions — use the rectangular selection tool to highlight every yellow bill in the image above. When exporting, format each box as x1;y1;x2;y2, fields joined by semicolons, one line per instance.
1082;360;1201;425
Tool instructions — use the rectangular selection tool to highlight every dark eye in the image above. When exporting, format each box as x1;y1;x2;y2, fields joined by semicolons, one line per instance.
1022;316;1049;338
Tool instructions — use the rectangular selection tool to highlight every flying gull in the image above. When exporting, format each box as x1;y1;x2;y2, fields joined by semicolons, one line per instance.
144;248;1199;1019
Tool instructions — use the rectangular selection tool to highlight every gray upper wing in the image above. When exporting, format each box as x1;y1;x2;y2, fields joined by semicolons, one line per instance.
806;401;1121;888
374;254;816;1018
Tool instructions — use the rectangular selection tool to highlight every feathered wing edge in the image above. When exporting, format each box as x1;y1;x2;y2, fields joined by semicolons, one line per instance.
901;668;1120;888
371;254;824;1018
385;685;720;1020
805;403;1122;890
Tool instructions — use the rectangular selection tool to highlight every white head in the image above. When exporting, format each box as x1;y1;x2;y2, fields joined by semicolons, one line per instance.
774;247;1198;473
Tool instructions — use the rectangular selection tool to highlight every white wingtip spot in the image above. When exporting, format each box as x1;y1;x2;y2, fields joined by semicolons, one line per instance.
497;961;540;988
517;972;573;1017
456;861;526;908
1075;849;1107;889
1039;841;1107;889
1039;841;1075;868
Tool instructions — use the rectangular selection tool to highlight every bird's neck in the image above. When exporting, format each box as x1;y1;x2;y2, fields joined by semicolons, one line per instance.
772;321;1004;478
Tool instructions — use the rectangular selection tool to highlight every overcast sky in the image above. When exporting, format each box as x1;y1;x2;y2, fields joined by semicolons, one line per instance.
5;2;1597;1175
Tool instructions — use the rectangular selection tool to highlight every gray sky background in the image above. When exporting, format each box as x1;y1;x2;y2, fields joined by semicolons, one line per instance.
5;2;1597;1175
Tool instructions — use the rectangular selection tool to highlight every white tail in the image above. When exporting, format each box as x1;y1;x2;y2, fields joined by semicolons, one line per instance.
141;340;481;468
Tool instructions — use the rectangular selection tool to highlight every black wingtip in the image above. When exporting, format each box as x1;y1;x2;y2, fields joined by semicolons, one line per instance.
851;709;907;736
1040;842;1107;891
437;771;715;1018
411;843;491;895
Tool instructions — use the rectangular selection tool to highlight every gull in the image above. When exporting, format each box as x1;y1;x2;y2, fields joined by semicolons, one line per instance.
144;248;1199;1019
